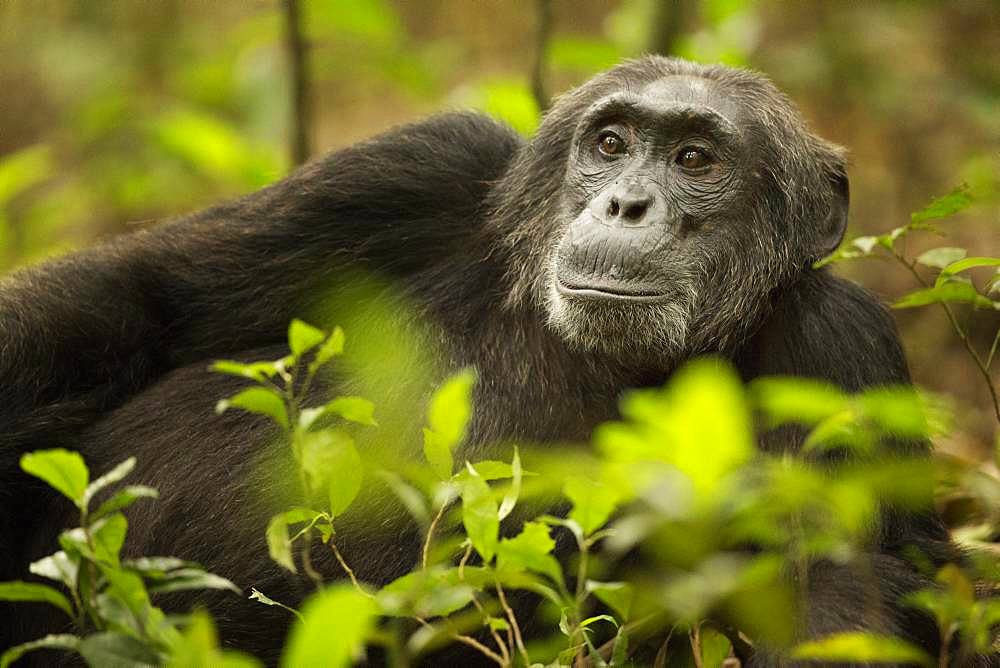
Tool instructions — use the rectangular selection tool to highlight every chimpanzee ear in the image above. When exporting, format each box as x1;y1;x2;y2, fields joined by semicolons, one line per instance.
817;163;850;259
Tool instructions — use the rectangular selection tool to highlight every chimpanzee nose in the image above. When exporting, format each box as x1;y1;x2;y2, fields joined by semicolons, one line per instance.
594;183;659;228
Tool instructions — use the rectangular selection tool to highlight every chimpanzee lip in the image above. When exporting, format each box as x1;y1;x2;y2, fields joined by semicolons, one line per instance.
556;279;669;302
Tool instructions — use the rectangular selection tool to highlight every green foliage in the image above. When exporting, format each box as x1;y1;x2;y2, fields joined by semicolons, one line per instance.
792;632;933;666
0;452;240;668
280;585;377;668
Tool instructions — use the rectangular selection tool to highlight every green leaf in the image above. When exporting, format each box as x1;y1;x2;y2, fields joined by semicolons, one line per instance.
936;256;1000;286
249;588;303;621
29;551;79;591
92;513;128;566
791;632;932;666
497;521;563;587
564;477;619;537
82;457;135;509
497;447;523;521
309;326;346;374
281;585;377;668
323;396;377;427
0;634;80;668
423;370;477;480
266;513;297;573
211;359;281;382
147;568;241;595
910;183;974;224
376;471;430;526
167;609;262;668
289;319;326;358
751;377;849;426
378;569;475;618
78;631;159;667
915;246;967;270
0;581;74;617
461;464;499;563
585;581;633;621
299;430;363;517
893;281;996;310
90;485;159;521
699;627;733;667
20;449;89;507
216;387;289;429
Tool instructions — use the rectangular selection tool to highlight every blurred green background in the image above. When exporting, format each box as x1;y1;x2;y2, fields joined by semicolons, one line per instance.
0;0;997;453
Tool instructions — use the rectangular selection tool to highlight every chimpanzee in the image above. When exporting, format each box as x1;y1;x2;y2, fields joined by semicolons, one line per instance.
0;56;969;666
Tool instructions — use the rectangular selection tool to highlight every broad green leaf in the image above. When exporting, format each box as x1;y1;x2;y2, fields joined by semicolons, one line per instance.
29;551;78;591
378;569;475;618
461;465;499;563
288;319;326;358
564;477;619;537
123;556;191;573
148;569;240;595
497;521;562;587
309;326;346;374
751;377;849;426
78;631;159;667
92;514;128;566
910;184;973;224
936;256;1000;286
167;609;261;668
423;429;454;481
894;281;996;310
853;236;880;254
0;581;73;617
915;246;966;270
857;387;929;438
376;471;430;525
266;513;296;573
699;627;733;667
281;585;377;668
585;581;633;621
427;369;477;448
299;430;362;516
90;485;159;522
20;449;89;507
0;634;79;668
791;632;932;666
497;447;523;521
211;359;280;382
216;387;289;429
82;457;135;508
324;396;377;426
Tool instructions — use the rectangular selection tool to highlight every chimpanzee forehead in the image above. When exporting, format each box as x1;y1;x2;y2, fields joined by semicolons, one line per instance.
636;75;749;127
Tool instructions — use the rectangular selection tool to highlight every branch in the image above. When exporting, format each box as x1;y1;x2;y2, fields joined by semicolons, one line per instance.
531;0;553;113
283;0;312;166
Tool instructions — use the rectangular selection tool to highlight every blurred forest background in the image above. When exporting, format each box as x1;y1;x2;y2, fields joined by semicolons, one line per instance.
0;0;997;456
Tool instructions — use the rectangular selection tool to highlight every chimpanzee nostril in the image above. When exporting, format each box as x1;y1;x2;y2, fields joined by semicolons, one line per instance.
607;198;620;217
623;199;649;222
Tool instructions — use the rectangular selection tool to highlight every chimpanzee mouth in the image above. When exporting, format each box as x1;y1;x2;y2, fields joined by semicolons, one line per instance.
556;279;669;303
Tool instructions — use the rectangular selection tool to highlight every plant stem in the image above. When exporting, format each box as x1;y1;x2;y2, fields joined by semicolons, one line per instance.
496;582;530;666
422;502;448;570
329;540;371;597
893;252;1000;424
690;623;704;668
416;617;507;666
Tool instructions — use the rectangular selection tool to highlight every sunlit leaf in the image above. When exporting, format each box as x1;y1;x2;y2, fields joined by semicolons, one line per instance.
266;513;296;573
936;256;1000;286
910;183;974;224
288;319;326;358
78;631;160;667
29;551;78;591
0;634;79;668
461;464;498;563
894;281;996;310
791;632;932;666
20;449;89;507
916;246;967;270
323;396;377;427
299;429;362;516
564;477;619;537
90;485;159;522
216;387;289;429
497;521;562;587
0;581;73;617
424;369;477;479
378;568;475;618
167;609;261;667
497;447;522;521
585;580;633;621
281;585;377;668
82;457;135;509
751;377;849;426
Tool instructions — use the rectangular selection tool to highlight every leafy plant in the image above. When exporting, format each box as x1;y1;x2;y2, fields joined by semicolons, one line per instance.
0;451;249;667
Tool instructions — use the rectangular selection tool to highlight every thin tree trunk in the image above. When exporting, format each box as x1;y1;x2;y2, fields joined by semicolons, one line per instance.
283;0;311;166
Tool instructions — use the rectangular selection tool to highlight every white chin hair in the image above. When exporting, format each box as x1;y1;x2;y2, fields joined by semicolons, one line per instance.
544;282;691;361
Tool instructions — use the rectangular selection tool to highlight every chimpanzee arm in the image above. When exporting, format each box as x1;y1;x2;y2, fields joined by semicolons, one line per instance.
0;111;520;459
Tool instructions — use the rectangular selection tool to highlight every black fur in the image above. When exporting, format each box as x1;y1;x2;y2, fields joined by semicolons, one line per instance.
0;57;973;666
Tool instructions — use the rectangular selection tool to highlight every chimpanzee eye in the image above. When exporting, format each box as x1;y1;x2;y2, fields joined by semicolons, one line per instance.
597;131;625;157
676;147;713;170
